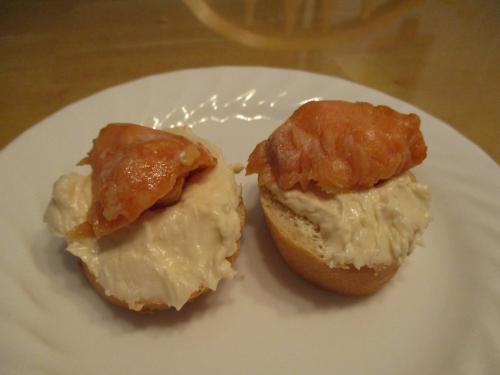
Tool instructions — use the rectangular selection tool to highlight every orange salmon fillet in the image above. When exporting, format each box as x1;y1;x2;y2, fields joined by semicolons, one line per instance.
247;100;426;193
79;123;216;238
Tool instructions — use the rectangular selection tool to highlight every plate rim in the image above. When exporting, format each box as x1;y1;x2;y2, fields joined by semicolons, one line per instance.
1;66;498;170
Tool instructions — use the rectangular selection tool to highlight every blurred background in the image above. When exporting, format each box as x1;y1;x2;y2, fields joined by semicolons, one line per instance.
1;0;499;161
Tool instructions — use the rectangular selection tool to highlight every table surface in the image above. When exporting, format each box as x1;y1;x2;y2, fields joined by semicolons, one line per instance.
1;0;499;163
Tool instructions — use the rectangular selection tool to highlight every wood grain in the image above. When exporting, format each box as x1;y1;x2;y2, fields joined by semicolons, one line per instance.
1;0;498;162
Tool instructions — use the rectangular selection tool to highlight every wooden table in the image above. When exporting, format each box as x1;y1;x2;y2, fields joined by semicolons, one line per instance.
1;0;499;162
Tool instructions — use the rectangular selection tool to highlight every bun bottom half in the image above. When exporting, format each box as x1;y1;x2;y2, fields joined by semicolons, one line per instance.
259;187;399;296
81;200;245;313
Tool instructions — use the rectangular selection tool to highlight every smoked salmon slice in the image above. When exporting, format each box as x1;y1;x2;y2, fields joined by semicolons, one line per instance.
77;124;216;238
247;100;427;193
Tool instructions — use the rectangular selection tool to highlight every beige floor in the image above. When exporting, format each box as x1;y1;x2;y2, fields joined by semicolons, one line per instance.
1;0;499;162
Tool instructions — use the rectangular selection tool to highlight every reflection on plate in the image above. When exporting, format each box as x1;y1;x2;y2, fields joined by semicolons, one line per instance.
0;67;499;374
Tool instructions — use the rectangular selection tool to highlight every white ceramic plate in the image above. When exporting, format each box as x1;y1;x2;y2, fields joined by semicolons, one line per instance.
1;67;499;375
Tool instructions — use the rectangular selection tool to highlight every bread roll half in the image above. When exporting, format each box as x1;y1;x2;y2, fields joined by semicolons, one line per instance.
81;201;246;312
259;187;399;296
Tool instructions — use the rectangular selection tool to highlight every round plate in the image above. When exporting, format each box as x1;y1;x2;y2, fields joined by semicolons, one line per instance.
1;67;499;374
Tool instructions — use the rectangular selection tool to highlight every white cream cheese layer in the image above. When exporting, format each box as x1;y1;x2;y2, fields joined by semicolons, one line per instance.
267;173;430;269
44;130;242;310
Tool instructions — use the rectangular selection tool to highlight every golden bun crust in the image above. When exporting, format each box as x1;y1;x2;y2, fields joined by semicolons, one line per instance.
81;200;245;313
259;187;399;296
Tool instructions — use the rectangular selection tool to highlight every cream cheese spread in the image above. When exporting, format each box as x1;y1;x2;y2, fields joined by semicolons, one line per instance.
267;173;430;269
44;129;242;310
